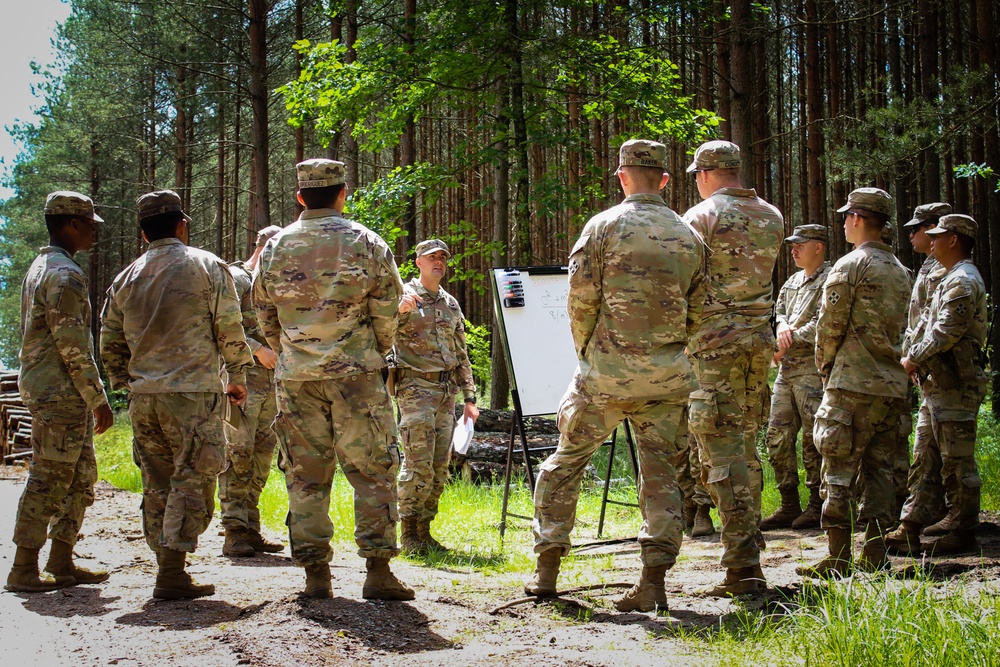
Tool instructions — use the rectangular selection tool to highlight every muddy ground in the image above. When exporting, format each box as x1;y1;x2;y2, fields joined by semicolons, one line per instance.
2;468;999;667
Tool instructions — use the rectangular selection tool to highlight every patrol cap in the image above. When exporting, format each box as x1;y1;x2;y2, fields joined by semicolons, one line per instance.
618;139;667;170
785;224;828;244
44;191;103;223
903;202;952;228
415;239;450;257
296;158;346;189
924;214;978;243
836;187;892;217
255;225;283;247
136;189;190;222
686;140;741;173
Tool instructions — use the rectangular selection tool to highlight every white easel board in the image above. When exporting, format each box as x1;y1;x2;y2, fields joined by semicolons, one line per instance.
491;266;579;417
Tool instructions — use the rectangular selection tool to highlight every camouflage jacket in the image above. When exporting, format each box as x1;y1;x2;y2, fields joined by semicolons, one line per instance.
775;261;831;379
100;238;252;393
394;278;475;400
907;258;987;371
683;187;783;353
816;241;911;397
18;246;108;410
901;255;946;357
252;208;403;381
568;192;705;401
229;260;274;389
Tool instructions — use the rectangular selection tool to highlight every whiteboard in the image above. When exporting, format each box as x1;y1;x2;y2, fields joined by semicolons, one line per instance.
491;266;580;417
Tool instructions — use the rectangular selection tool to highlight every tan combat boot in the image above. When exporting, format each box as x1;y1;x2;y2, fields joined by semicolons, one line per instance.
5;546;67;592
222;527;255;558
694;565;765;597
683;500;697;532
790;488;823;530
884;520;923;555
856;524;890;572
152;548;215;600
45;539;109;585
245;529;284;553
303;562;333;599
796;527;852;578
923;530;977;555
417;517;448;552
524;550;562;597
399;516;423;555
615;564;669;613
922;509;962;537
690;504;716;538
362;557;415;600
760;487;802;530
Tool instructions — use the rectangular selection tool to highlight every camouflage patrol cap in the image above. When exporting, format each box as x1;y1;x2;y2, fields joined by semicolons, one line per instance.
255;225;283;247
618;139;667;170
296;158;346;189
44;191;103;222
136;190;190;221
903;202;952;228
686;140;741;173
415;239;451;257
925;214;978;243
785;224;828;244
836;187;892;217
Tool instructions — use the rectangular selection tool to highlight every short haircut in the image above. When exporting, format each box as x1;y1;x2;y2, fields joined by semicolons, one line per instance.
140;210;185;241
44;214;76;237
299;184;346;210
860;211;889;231
957;233;975;255
621;165;665;191
715;167;741;178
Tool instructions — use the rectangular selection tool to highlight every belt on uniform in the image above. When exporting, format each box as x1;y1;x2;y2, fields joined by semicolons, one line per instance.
396;368;451;382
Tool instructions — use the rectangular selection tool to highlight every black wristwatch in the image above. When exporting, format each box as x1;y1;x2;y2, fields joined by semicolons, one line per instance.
464;396;477;405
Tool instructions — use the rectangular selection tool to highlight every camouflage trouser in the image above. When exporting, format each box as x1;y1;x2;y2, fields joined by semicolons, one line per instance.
274;374;400;565
814;388;905;531
674;415;713;507
13;401;97;549
219;368;278;531
396;377;456;520
900;383;984;530
533;381;686;568
689;331;771;568
130;392;227;554
894;408;914;510
764;372;823;492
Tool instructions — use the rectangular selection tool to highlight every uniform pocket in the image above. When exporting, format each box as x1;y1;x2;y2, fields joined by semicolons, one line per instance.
193;415;226;476
556;390;590;437
813;403;854;459
687;389;719;435
34;406;87;463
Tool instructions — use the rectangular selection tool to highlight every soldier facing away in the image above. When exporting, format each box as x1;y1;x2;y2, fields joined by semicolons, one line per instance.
5;191;114;593
252;158;412;601
101;190;252;599
218;224;286;557
524;139;706;614
682;140;784;597
394;238;479;555
760;224;831;531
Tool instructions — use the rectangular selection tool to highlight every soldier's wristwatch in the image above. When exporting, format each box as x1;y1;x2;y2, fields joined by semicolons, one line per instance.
464;396;477;405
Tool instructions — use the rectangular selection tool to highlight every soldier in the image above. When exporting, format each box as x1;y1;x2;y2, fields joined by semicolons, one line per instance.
797;188;911;578
101;190;252;599
394;238;479;554
891;214;987;555
676;428;717;537
252;158;412;601
524;139;705;614
682;140;783;596
218;225;285;557
5;192;114;593
760;224;831;531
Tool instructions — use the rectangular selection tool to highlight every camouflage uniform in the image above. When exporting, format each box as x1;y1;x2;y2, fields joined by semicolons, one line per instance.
765;257;831;497
101;191;251;554
253;161;404;566
901;217;987;533
15;233;109;550
395;274;476;521
814;236;911;532
532;186;705;569
683;144;783;570
218;260;278;533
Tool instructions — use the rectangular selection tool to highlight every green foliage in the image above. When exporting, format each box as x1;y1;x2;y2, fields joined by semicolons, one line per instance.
955;162;1000;193
464;319;491;395
93;416;142;494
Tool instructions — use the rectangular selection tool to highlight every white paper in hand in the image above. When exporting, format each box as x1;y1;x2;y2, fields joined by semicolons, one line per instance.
451;416;475;456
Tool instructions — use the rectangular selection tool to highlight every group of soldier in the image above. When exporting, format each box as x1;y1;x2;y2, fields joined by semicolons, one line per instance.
3;137;988;615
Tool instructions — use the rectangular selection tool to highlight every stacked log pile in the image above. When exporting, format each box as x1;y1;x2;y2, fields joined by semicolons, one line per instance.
1;371;31;462
448;408;559;484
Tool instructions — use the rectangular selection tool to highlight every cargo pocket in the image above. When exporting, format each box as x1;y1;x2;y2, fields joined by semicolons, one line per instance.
687;389;719;436
813;403;854;459
556;391;590;437
35;406;87;463
705;464;737;511
271;413;293;473
193;415;226;477
368;409;401;479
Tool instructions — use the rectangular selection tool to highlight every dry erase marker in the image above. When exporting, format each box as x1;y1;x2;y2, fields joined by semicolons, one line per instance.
417;302;425;317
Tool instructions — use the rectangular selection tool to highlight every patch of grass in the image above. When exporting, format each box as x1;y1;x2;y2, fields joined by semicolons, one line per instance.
977;399;999;512
93;415;142;493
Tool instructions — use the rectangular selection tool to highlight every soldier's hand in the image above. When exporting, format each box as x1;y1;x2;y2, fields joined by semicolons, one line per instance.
227;383;248;406
776;324;796;352
463;401;480;424
94;404;114;435
901;357;919;379
254;346;278;370
398;294;423;314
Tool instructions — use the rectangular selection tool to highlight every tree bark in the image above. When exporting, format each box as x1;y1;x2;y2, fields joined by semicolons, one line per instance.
249;0;271;240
